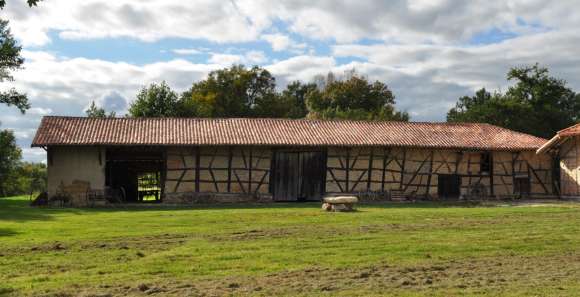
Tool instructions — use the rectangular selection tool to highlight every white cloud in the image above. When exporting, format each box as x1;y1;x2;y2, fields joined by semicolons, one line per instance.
261;33;308;53
262;33;292;51
208;51;268;66
171;48;204;55
4;0;268;46
5;0;579;46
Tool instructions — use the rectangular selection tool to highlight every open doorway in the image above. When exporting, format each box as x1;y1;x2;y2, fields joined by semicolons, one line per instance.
105;148;164;203
438;174;461;199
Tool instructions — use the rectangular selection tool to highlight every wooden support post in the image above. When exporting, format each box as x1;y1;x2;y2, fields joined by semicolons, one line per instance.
248;148;253;193
345;148;350;192
381;148;388;192
511;152;517;195
195;147;200;193
227;147;233;193
399;149;407;190
161;149;167;199
367;148;374;190
426;150;434;196
489;152;494;197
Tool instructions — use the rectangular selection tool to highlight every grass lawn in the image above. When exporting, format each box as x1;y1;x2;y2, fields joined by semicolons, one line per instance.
1;196;580;296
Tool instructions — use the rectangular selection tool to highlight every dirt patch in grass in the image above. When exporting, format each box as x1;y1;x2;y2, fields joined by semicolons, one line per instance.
57;252;580;296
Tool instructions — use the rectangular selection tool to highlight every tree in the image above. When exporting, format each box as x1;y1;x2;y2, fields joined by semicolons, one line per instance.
447;64;580;138
86;101;116;118
128;81;179;117
278;81;317;118
0;129;21;197
178;65;279;117
0;19;30;113
305;72;409;121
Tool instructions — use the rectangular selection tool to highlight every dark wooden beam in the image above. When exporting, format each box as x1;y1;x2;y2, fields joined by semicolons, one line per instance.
248;148;253;193
254;171;269;194
345;148;350;193
527;160;549;194
227;146;233;193
326;168;344;192
489;152;495;197
381;148;389;192
366;148;374;190
425;150;434;196
403;153;430;192
195;147;200;193
399;148;407;190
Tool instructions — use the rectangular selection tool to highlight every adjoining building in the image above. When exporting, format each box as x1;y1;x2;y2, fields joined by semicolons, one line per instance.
537;123;580;198
32;116;556;206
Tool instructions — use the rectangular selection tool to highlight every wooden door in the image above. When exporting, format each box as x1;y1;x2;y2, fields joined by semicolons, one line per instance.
272;151;326;201
273;152;301;201
438;174;461;199
299;152;326;201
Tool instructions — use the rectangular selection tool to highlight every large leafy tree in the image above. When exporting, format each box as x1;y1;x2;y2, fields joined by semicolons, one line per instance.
178;65;280;117
128;81;179;117
306;73;409;121
0;129;21;197
447;64;580;138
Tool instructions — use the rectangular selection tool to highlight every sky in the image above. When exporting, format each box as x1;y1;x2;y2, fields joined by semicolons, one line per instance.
1;0;580;163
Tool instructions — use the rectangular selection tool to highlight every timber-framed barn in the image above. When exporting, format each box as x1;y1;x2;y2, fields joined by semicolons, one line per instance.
32;116;556;206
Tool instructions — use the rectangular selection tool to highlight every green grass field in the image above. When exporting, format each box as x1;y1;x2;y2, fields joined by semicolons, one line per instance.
1;196;580;296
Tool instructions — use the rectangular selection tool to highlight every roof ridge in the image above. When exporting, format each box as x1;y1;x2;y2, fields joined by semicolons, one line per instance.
39;116;505;127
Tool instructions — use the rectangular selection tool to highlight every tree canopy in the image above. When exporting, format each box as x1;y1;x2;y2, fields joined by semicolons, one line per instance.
178;65;281;118
447;64;580;138
86;101;116;118
0;19;29;113
306;72;409;121
129;66;409;121
128;81;179;117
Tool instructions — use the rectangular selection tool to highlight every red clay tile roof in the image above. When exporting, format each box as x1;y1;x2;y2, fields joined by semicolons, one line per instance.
555;123;580;137
32;116;547;151
536;123;580;154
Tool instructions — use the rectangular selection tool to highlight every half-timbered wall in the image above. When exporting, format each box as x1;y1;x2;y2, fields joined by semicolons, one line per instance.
165;146;271;196
559;136;580;196
164;145;553;201
326;147;554;199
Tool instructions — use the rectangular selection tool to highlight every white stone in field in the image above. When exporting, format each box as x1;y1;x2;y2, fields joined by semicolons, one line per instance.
323;196;359;204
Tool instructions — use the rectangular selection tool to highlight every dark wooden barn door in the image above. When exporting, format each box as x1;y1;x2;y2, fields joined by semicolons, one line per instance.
299;152;326;201
272;151;326;201
438;174;461;199
273;152;301;201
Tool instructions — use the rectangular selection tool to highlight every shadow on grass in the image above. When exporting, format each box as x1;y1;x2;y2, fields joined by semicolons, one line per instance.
0;197;86;222
0;228;18;237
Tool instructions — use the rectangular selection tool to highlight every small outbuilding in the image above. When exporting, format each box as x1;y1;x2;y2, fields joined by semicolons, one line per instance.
537;123;580;198
32;116;556;205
